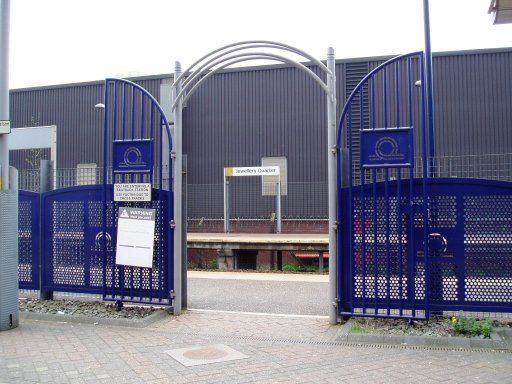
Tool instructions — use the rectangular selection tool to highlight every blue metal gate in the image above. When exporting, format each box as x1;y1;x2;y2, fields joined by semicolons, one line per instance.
337;51;512;319
41;185;108;294
100;78;174;305
18;190;40;290
337;52;430;320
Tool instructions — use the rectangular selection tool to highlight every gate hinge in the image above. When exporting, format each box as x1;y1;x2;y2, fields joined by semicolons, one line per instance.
171;151;176;159
331;145;338;155
170;290;176;299
331;222;338;231
170;221;176;229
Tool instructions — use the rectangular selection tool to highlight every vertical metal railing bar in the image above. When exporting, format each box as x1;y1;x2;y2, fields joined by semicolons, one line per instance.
158;116;165;301
131;85;136;140
384;65;392;315
121;82;126;141
358;90;367;314
336;130;344;313
137;91;146;300
347;106;355;313
102;81;110;301
420;56;430;319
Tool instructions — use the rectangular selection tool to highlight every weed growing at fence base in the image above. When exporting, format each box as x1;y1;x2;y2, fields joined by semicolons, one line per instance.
451;311;493;338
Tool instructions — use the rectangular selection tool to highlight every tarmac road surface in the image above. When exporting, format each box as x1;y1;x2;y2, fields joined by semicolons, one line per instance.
186;270;329;317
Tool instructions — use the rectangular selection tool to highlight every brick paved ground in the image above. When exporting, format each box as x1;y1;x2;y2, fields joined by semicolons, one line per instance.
1;309;511;384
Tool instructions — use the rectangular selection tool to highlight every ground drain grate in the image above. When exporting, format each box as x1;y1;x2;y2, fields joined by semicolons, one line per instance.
169;332;512;354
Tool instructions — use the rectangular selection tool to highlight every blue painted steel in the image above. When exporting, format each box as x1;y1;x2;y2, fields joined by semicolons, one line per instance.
336;52;429;320
102;78;173;305
341;178;512;314
18;190;40;290
41;185;107;294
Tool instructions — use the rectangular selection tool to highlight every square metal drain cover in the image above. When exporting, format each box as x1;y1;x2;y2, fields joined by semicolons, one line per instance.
165;344;249;367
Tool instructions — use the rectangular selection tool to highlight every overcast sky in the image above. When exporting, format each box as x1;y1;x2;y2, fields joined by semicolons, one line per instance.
8;0;512;89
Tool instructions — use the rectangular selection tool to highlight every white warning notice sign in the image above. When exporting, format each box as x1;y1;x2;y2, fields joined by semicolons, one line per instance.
116;207;155;268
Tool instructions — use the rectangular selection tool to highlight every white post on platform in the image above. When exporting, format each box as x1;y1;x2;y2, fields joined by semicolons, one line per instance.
276;179;282;233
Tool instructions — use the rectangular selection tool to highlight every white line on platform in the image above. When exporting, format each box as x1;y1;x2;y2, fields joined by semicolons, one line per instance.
186;308;329;320
187;270;329;282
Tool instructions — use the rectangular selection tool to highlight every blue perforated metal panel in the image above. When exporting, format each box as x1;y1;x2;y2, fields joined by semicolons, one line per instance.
18;191;39;290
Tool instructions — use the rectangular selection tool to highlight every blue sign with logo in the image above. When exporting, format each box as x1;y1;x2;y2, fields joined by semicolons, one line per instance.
113;139;153;174
361;127;413;168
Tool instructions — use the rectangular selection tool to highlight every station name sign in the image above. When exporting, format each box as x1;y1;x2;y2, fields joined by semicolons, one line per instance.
225;166;280;177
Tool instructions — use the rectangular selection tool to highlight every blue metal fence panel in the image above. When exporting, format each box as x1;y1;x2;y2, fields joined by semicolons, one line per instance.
427;178;512;313
340;178;512;315
40;185;171;303
41;185;108;294
18;190;40;290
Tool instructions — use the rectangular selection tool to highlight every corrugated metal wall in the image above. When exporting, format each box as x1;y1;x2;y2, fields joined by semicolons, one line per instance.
8;48;512;216
182;65;327;185
434;50;512;156
9;77;163;170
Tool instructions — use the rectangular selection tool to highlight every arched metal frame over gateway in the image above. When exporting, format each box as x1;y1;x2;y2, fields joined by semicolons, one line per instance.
170;41;338;323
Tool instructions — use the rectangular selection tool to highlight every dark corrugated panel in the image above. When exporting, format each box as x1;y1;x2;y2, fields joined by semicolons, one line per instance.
9;148;51;170
9;78;162;169
10;83;105;168
7;48;512;212
183;64;327;185
433;50;512;157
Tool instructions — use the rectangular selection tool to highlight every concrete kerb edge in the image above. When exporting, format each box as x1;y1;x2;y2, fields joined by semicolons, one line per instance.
337;318;512;350
19;308;171;328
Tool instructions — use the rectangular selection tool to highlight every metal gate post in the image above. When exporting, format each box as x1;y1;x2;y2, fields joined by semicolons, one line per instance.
172;62;183;315
327;47;338;325
39;160;53;300
181;155;188;309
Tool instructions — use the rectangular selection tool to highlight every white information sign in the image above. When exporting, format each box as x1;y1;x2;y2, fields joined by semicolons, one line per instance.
116;207;156;268
114;183;152;201
225;166;279;177
0;120;11;134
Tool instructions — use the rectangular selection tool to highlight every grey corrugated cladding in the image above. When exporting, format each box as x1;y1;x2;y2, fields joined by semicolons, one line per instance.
9;77;164;169
182;65;327;185
9;47;512;175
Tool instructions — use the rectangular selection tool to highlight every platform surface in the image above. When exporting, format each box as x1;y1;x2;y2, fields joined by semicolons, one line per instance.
187;232;329;251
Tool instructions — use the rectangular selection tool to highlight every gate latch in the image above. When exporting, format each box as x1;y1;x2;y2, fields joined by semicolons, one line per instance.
428;232;448;254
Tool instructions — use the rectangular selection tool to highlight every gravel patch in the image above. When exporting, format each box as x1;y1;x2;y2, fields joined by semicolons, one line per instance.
19;298;160;320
